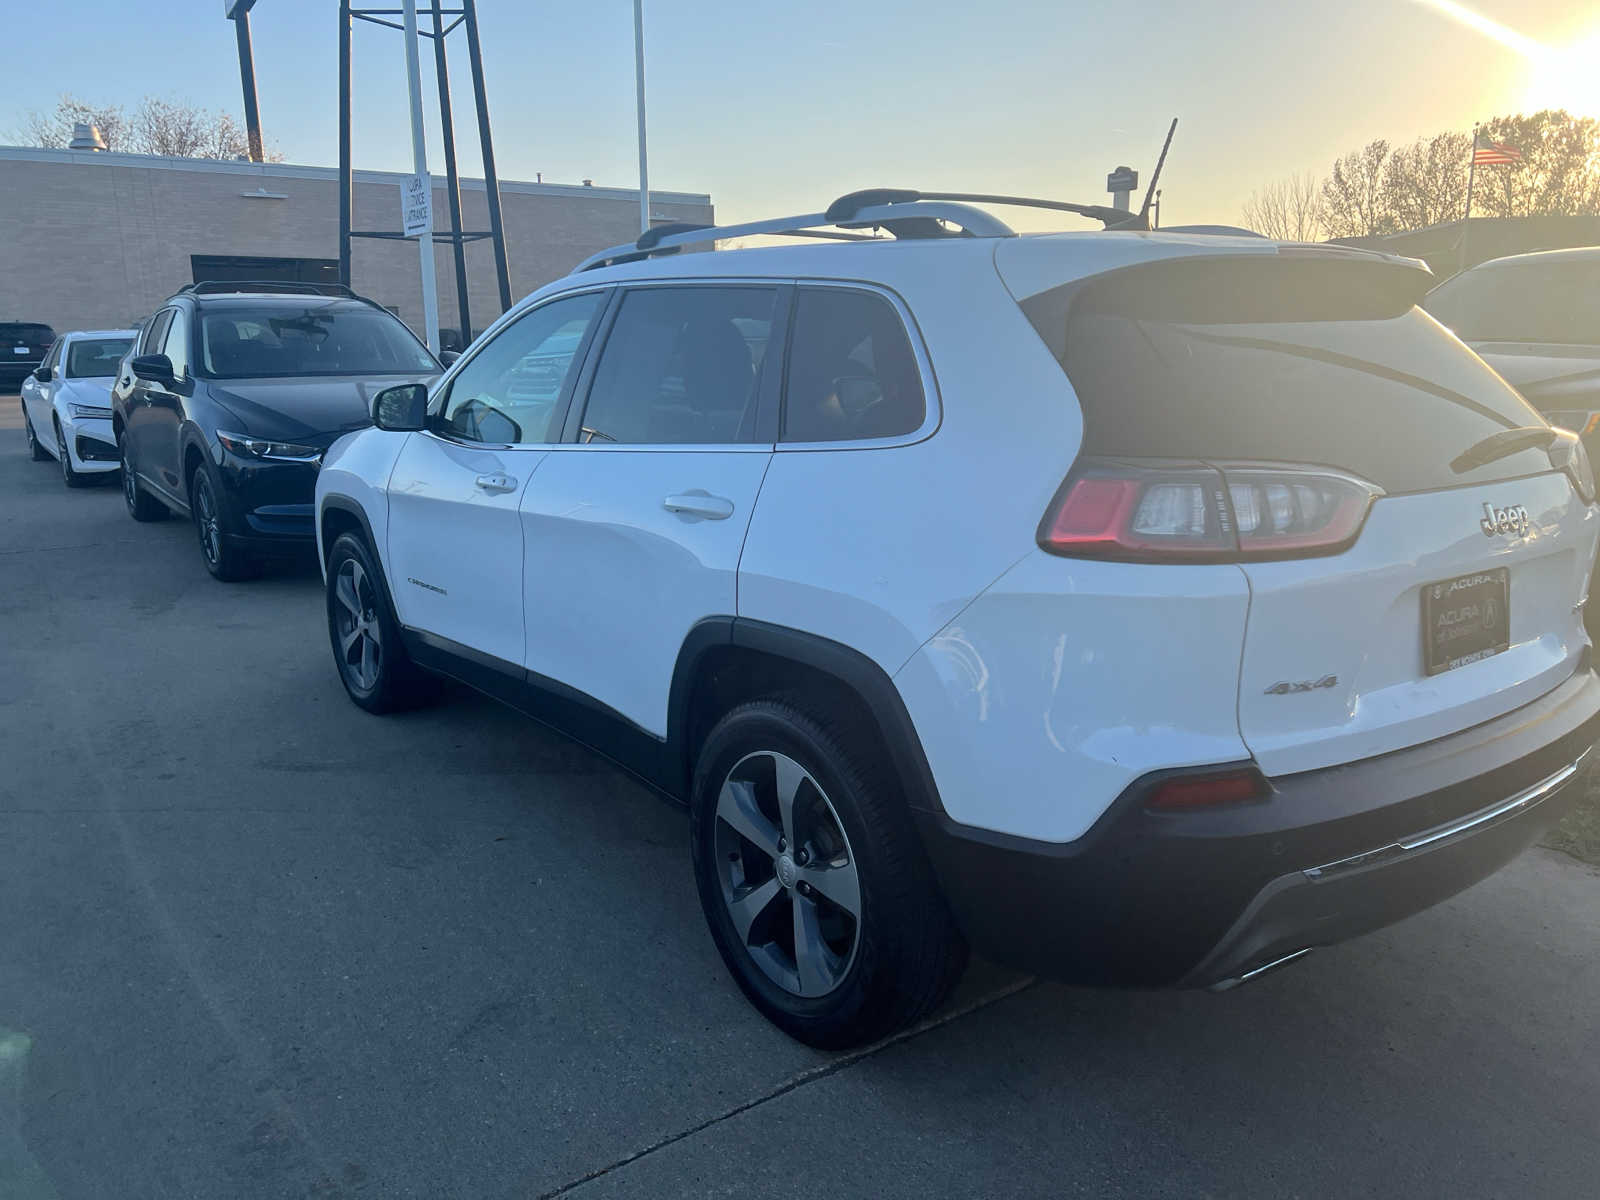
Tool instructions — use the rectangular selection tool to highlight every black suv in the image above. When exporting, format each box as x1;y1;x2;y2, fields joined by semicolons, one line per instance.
2;321;57;390
112;282;443;580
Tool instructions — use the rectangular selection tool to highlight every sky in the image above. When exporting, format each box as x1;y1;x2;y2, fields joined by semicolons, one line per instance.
1;0;1596;231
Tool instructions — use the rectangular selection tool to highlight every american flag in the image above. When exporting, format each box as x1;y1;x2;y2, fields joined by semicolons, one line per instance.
1472;134;1523;166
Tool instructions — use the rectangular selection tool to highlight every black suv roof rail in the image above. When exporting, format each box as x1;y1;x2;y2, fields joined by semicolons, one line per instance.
179;280;361;299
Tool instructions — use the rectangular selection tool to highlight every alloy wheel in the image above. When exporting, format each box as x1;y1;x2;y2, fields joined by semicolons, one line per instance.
121;441;137;507
194;475;222;566
56;423;71;484
714;751;862;998
334;558;383;692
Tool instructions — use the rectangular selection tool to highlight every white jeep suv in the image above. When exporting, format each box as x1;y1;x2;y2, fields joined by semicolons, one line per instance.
316;193;1600;1048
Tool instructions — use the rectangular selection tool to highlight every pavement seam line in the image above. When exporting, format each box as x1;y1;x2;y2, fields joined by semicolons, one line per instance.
534;974;1038;1199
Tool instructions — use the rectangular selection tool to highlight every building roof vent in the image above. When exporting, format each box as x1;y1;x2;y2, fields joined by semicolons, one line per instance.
68;123;107;152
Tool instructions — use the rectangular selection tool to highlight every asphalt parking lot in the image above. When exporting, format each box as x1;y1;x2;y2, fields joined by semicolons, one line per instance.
3;397;1600;1200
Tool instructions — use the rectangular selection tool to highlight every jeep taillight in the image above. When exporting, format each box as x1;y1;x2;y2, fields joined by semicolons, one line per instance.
1039;458;1381;563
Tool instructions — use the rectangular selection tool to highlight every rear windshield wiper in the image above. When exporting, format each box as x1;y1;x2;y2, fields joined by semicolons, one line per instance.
1450;426;1560;474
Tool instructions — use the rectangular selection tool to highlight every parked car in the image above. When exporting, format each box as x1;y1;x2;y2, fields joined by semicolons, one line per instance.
1;321;57;391
1424;247;1600;453
20;329;138;486
112;281;442;580
316;195;1600;1049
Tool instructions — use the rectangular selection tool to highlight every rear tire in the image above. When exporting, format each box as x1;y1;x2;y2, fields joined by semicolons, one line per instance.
690;698;967;1049
55;418;86;488
24;409;48;461
120;433;167;521
325;531;436;713
189;462;256;582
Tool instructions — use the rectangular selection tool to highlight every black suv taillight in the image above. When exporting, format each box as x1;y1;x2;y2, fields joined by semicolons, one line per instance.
1039;458;1382;563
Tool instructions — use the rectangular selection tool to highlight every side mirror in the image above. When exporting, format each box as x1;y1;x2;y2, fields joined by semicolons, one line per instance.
33;366;53;383
439;350;461;367
373;383;430;432
130;354;174;384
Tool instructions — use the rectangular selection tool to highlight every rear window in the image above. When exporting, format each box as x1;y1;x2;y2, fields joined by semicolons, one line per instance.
1021;255;1554;495
66;338;134;378
1424;260;1600;345
1;323;54;344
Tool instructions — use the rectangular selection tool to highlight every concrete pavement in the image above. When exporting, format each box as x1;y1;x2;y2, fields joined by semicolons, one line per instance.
2;396;1598;1199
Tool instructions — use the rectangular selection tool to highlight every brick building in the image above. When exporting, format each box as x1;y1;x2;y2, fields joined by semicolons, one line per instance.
0;145;712;339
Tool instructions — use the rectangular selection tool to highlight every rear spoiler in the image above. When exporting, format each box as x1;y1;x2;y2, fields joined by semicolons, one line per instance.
1017;250;1438;360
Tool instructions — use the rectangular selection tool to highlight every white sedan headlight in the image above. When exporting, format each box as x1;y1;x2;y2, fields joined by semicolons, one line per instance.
68;402;112;419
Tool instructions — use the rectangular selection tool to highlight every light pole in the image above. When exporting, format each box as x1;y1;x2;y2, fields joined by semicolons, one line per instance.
634;0;649;235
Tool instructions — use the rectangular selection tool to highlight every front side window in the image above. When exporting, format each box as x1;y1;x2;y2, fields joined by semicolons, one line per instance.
438;291;603;445
579;286;778;445
142;310;174;357
198;303;439;379
66;337;135;378
163;312;191;379
781;287;925;443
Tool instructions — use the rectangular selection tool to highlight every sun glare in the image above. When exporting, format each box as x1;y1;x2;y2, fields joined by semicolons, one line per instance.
1525;32;1600;117
1411;1;1600;117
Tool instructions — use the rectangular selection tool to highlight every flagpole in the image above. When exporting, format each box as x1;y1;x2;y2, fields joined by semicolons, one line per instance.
1460;122;1478;276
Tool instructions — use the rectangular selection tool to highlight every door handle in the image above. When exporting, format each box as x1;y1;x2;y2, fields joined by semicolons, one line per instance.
474;472;517;494
663;493;735;520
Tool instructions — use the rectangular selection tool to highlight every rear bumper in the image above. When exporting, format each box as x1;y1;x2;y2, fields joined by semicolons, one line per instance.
915;666;1600;988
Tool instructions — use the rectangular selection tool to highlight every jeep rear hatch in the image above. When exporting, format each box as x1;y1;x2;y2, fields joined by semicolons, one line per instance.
1005;244;1599;775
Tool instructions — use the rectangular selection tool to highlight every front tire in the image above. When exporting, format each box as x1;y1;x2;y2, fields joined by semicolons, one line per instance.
24;409;48;461
54;419;86;488
690;699;967;1049
120;433;167;521
325;531;435;713
189;462;255;581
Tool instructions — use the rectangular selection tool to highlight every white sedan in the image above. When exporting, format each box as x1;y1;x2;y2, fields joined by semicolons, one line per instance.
21;329;138;487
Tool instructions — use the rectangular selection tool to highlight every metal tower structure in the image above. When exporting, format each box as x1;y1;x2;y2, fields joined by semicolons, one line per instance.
337;1;514;343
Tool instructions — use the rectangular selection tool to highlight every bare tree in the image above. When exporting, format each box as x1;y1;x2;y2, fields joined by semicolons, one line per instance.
14;92;279;161
1382;130;1470;230
1474;109;1600;218
1241;172;1324;241
16;94;128;150
1320;140;1395;238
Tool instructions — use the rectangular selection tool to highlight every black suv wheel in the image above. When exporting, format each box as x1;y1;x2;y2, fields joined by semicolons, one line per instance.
690;699;967;1049
119;433;167;521
189;461;256;581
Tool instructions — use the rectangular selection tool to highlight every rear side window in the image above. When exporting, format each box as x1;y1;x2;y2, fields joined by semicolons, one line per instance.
1425;260;1600;345
579;286;778;445
1021;255;1553;495
781;287;925;443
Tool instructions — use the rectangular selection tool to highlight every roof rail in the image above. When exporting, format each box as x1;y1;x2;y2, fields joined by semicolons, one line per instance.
180;280;361;299
574;199;1016;272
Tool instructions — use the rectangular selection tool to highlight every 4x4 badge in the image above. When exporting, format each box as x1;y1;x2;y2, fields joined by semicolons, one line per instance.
1480;502;1530;538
